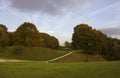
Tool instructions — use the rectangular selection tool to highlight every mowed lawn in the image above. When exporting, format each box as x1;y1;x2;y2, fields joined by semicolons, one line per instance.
0;61;120;78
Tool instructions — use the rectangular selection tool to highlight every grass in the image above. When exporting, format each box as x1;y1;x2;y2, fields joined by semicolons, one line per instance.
0;46;67;61
0;61;120;78
53;52;105;63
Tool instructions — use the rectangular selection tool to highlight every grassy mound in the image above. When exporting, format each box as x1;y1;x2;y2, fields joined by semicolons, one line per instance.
0;61;120;78
53;52;105;63
0;46;67;61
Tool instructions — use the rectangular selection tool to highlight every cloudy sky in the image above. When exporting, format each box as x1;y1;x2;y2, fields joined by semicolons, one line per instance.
0;0;120;45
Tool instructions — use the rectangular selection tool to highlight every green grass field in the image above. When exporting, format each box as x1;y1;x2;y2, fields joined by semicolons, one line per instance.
0;61;120;78
0;47;67;61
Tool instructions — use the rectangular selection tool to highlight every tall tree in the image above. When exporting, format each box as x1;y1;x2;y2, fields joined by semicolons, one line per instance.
0;24;9;51
72;24;107;54
14;22;42;46
72;24;93;50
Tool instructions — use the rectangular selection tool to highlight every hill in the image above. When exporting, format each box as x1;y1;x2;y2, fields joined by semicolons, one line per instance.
0;61;120;78
0;46;67;61
52;52;105;63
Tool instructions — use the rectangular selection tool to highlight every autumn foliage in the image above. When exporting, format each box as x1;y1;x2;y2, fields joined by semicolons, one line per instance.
72;24;120;60
0;22;59;49
0;23;120;60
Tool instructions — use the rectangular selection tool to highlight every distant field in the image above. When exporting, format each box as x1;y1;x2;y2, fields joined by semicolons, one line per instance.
0;61;120;78
53;52;105;63
0;47;67;61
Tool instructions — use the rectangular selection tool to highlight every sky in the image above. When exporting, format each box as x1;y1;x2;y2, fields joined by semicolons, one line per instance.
0;0;120;45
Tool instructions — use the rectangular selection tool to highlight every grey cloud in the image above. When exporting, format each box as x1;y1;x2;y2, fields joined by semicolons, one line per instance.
11;0;61;15
52;0;82;7
10;0;95;15
52;0;97;8
101;27;120;36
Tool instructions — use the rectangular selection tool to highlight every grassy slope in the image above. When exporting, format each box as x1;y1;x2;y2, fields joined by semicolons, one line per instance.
0;61;120;78
0;47;67;61
53;52;105;63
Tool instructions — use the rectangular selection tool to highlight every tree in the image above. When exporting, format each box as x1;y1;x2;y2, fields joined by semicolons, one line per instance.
8;32;14;46
72;24;92;50
0;24;9;51
40;33;59;49
14;22;42;46
103;38;120;60
51;36;59;49
64;41;72;48
72;24;108;54
72;23;120;60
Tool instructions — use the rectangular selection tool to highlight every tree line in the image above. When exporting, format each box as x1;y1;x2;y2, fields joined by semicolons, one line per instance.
72;24;120;60
0;22;120;60
0;22;59;50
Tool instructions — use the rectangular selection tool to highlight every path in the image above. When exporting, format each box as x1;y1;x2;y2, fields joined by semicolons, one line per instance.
0;52;73;63
0;58;25;62
47;52;73;63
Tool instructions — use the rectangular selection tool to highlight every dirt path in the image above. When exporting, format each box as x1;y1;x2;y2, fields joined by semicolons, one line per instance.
0;52;73;63
0;58;25;62
47;52;73;63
